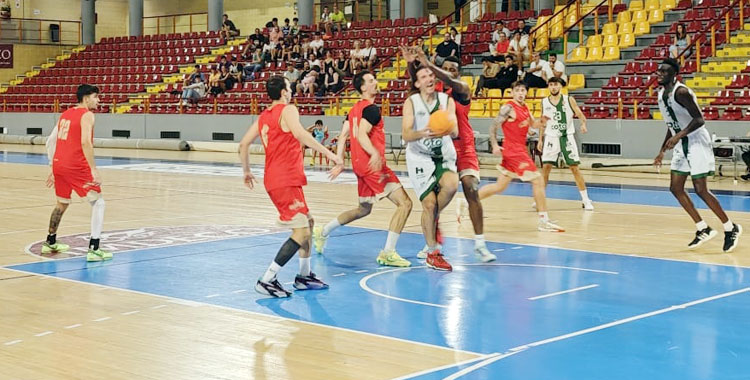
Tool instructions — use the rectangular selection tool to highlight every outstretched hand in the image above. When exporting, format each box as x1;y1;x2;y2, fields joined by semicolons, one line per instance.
399;45;417;63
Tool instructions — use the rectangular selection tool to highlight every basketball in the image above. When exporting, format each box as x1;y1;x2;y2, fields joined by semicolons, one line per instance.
428;109;454;136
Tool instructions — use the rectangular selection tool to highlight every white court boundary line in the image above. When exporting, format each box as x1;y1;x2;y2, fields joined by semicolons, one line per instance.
528;284;599;301
360;264;616;309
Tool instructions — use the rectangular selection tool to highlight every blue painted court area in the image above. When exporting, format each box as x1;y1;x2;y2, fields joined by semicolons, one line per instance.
8;226;750;379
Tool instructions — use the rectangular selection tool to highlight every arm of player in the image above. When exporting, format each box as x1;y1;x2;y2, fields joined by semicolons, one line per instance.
239;119;260;189
401;98;433;142
415;49;471;100
445;98;459;139
357;115;383;172
569;96;587;133
284;106;342;165
45;124;58;187
666;87;705;149
536;117;545;152
654;129;672;169
329;120;349;180
79;112;100;185
490;104;512;155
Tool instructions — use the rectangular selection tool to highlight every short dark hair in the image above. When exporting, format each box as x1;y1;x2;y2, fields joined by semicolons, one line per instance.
315;120;323;125
76;84;99;103
194;64;200;69
662;58;680;74
272;17;278;22
266;76;288;100
293;17;298;22
549;52;557;58
223;13;228;18
547;77;564;85
353;70;371;94
443;56;460;67
511;80;528;90
284;18;290;23
497;21;504;25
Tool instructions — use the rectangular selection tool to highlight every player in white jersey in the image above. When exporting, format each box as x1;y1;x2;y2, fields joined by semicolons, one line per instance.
654;58;741;252
539;76;594;210
402;64;459;271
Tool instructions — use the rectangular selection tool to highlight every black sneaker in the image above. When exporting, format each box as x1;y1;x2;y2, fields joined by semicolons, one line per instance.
255;279;291;298
741;174;750;181
293;272;329;290
723;224;743;253
687;227;718;250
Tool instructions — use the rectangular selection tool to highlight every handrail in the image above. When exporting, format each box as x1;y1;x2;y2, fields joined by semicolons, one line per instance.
529;0;577;38
142;12;208;19
561;0;609;59
0;17;81;45
675;0;744;72
142;12;208;35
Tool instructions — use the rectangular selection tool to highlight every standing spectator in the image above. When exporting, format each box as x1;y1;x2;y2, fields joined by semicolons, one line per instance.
208;67;223;95
669;23;690;58
243;48;263;80
284;63;301;93
493;32;510;59
329;3;347;37
320;5;332;34
334;50;351;78
548;53;567;84
474;57;502;96
490;21;511;55
290;17;300;36
323;65;343;94
361;38;377;70
309;33;325;57
508;31;530;65
306;120;329;165
220;14;240;40
453;0;468;23
497;55;519;93
433;33;459;66
281;18;291;37
523;52;549;88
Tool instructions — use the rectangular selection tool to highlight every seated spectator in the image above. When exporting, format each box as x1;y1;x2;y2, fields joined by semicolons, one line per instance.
329;3;347;37
523;52;550;89
289;35;302;60
281;18;291;37
516;19;531;47
299;60;312;80
208;67;223;96
417;37;430;56
284;64;301;93
297;66;319;95
290;17;300;36
490;21;511;55
361;38;377;70
319;5;332;34
215;55;230;72
508;31;530;65
322;50;335;72
334;50;351;78
497;55;519;93
669;23;690;58
548;53;567;84
474;57;502;96
493;32;510;59
323;65;343;94
227;56;243;83
243;48;263;80
268;26;282;60
433;33;459;66
244;28;266;59
219;65;237;91
271;17;279;29
300;35;312;58
181;66;206;105
220;14;240;40
349;40;365;74
308;53;321;69
309;33;325;57
450;26;462;46
280;37;295;62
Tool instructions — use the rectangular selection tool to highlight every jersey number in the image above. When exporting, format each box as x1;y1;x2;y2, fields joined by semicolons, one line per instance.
58;119;71;141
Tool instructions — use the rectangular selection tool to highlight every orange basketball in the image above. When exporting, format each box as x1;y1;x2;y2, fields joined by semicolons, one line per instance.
428;109;454;136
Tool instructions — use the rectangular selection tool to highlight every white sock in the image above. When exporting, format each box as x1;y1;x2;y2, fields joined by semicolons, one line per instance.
261;262;281;282
580;190;590;201
384;231;399;252
322;219;341;236
723;220;734;232
90;198;105;239
538;212;549;221
696;220;708;231
474;234;486;248
299;257;311;276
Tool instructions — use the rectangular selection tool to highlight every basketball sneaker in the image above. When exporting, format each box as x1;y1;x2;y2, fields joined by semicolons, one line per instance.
538;219;565;232
474;246;497;263
426;250;452;271
41;242;70;254
293;272;329;290
312;225;327;254
723;223;742;253
417;243;441;259
456;198;468;223
376;250;411;267
687;227;718;250
582;199;594;211
255;278;292;298
86;249;113;262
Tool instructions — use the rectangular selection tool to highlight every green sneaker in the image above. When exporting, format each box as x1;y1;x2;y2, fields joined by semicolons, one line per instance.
41;242;70;254
376;250;411;267
312;225;327;254
86;249;113;262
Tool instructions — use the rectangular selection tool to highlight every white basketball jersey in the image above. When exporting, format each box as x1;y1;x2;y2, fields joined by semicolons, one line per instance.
657;81;708;140
541;95;575;137
406;92;456;159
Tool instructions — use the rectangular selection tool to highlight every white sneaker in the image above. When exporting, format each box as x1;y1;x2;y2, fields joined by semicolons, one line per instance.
417;243;441;259
538;219;565;232
531;201;537;210
582;199;594;211
474;246;497;263
456;197;468;223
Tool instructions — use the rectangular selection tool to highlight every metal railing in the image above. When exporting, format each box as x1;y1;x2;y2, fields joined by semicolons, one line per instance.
0;17;81;45
675;0;745;73
142;12;208;36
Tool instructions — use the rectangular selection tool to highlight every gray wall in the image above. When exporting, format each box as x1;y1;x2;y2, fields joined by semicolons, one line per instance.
1;113;748;160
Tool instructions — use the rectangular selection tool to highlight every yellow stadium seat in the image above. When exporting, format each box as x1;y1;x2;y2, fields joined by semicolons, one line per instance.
568;74;585;90
602;23;618;35
567;47;587;63
619;33;636;48
536;89;550;98
487;89;503;98
603;46;620;61
632;10;649;23
565;12;578;28
661;0;676;10
603;33;619;47
649;9;664;23
535;37;549;51
461;76;474;89
616;10;631;24
634;21;650;36
586;46;604;61
550;18;564;38
503;88;513;98
653;111;662;120
618;22;634;35
645;0;661;10
535;16;549;35
586;34;602;48
629;0;644;10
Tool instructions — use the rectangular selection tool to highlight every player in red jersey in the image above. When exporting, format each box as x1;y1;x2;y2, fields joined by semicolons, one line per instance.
314;70;413;267
477;81;565;232
42;84;112;262
239;76;343;298
403;47;497;263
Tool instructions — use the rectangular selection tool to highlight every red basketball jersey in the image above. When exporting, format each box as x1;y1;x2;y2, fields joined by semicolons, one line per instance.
348;99;385;175
502;101;531;155
53;107;91;171
445;87;474;149
258;103;306;192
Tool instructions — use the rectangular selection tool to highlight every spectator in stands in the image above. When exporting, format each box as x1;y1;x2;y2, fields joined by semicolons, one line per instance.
497;55;519;93
215;55;230;71
300;35;312;58
508;30;530;65
334;50;351;77
220;14;240;40
417;37;430;56
350;40;365;74
361;38;377;70
271;17;279;29
220;65;237;91
297;66;319;95
492;32;510;59
323;50;335;72
309;32;325;57
548;53;567;84
450;27;462;46
208;67;223;95
434;33;459;66
320;5;332;33
284;63;301;93
282;18;292;37
474;57;502;96
670;23;690;58
268;26;282;58
290;17;300;36
308;53;322;69
515;19;531;47
490;21;511;56
323;65;343;94
329;3;347;37
227;56;243;83
289;35;302;60
523;52;550;88
243;48;263;80
181;65;206;105
245;28;266;59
